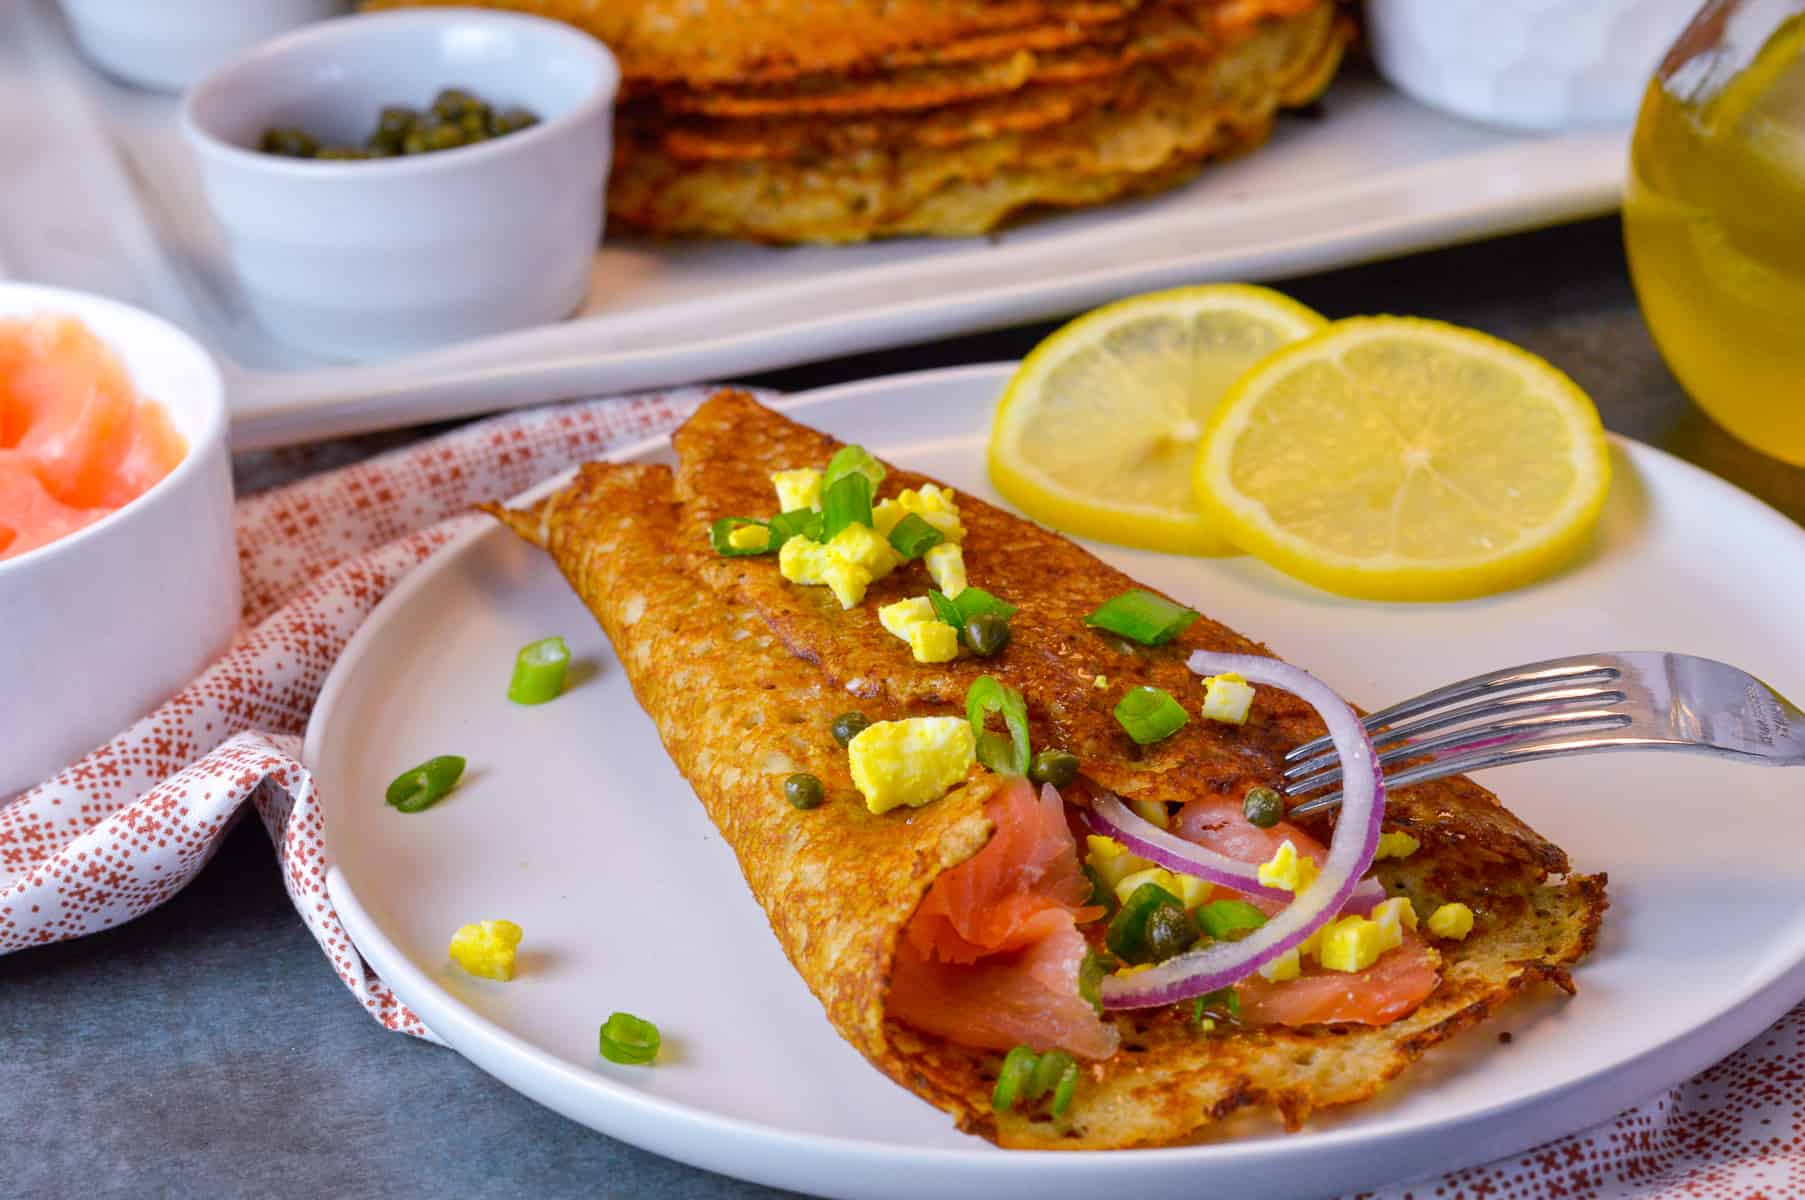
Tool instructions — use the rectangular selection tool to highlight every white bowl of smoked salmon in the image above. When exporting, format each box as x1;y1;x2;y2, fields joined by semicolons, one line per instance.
0;283;238;799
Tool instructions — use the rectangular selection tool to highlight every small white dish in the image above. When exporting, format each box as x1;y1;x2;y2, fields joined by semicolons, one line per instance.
0;282;238;799
57;0;350;94
1365;0;1698;130
308;365;1805;1199
181;10;618;362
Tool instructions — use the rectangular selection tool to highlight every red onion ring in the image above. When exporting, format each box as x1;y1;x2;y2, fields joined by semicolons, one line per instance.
1085;793;1294;903
1099;653;1386;1009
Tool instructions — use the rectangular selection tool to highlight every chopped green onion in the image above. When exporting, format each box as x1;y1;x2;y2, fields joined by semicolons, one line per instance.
886;512;944;559
953;587;1017;622
384;755;466;813
709;516;771;557
1196;899;1268;940
991;1044;1038;1113
598;1011;661;1065
1027;1049;1076;1102
1193;987;1241;1029
1106;880;1186;964
1113;685;1190;745
820;472;873;540
767;508;824;550
507;636;569;705
927;588;964;631
1084;589;1199;646
1078;948;1115;1014
821;444;887;491
1050;1056;1080;1117
928;587;1020;648
967;675;1030;776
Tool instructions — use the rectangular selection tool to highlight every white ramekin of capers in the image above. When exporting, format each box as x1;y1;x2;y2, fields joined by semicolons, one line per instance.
181;9;619;362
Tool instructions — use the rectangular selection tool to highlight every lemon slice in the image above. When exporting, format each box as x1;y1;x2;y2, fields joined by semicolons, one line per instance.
1194;317;1612;601
989;284;1326;555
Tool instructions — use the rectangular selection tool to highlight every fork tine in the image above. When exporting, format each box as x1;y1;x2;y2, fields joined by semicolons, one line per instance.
1284;655;1622;763
1286;729;1657;818
1283;709;1634;796
1282;684;1628;781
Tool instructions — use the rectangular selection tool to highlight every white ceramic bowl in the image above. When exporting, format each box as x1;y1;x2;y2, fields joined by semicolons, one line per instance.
181;10;618;362
0;283;238;800
1365;0;1700;131
57;0;351;94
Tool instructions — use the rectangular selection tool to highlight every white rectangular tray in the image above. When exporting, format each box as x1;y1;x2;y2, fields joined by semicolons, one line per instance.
0;0;1626;449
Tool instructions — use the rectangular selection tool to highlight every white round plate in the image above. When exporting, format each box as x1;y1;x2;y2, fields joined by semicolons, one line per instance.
305;364;1805;1200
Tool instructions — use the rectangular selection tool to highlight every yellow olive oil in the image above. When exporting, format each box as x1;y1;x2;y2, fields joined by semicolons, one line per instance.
1624;13;1805;463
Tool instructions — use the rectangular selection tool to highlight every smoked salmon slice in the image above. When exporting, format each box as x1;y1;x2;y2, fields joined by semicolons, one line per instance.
0;316;185;560
1176;795;1440;1027
890;778;1118;1060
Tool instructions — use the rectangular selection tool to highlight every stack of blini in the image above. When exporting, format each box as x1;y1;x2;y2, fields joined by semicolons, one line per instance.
366;0;1353;242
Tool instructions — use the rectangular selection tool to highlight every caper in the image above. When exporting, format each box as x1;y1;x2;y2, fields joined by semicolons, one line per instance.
1027;748;1079;789
258;127;319;158
431;87;479;119
316;146;373;160
459;109;489;137
963;611;1011;658
783;773;825;810
366;130;405;156
426;123;466;151
376;105;418;138
1242;786;1285;829
830;711;870;747
1142;903;1199;962
402;127;430;155
491;107;539;135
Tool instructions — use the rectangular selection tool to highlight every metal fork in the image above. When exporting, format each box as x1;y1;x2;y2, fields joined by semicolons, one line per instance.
1281;651;1805;817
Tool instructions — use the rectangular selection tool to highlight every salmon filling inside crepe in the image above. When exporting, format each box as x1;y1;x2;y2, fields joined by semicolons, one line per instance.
891;783;1444;1061
890;777;1118;1059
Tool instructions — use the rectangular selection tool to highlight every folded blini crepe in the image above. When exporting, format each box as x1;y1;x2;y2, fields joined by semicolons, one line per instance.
485;391;1606;1149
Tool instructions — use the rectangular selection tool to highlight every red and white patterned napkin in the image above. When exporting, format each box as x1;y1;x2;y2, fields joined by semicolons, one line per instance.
2;391;1800;1199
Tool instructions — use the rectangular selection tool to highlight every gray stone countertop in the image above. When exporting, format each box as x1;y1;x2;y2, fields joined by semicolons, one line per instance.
4;217;1800;1200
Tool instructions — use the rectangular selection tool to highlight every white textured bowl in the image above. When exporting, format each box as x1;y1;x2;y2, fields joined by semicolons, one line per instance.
0;283;238;800
180;10;617;362
57;0;350;94
1365;0;1700;131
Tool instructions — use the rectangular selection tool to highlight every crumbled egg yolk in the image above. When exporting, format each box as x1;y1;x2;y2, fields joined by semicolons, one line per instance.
878;595;960;663
1094;675;1108;689
1317;913;1387;973
1115;962;1156;978
1258;947;1302;982
779;523;901;608
1256;839;1318;893
873;484;965;543
448;919;523;981
1427;902;1475;940
771;468;823;512
1371;896;1418;949
878;596;936;639
923;542;967;597
907;620;960;663
1200;672;1256;725
726;524;767;551
1114;865;1213;909
1129;796;1170;829
1084;834;1150;889
1374;831;1421;860
847;716;975;814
